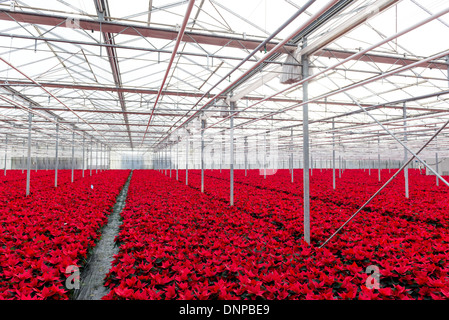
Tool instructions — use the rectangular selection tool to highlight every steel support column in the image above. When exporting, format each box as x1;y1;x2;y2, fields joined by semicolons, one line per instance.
263;133;267;179
71;131;75;183
220;131;224;173
96;142;98;174
291;128;294;183
339;155;342;179
230;101;235;206
332;119;336;189
185;132;189;185
176;141;179;180
4;134;7;176
201;117;205;193
311;154;313;176
302;48;310;245
82;136;85;177
244;136;248;177
26;112;32;196
403;102;409;198
22;139;24;174
100;144;103;172
90;139;93;176
55;121;59;187
378;135;381;182
435;135;439;187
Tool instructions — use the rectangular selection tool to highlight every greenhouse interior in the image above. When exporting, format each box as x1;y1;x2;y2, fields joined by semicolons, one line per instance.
0;0;449;304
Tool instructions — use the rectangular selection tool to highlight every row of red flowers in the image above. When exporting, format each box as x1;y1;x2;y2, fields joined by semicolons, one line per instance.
104;169;449;299
0;169;130;300
0;169;89;203
160;169;449;299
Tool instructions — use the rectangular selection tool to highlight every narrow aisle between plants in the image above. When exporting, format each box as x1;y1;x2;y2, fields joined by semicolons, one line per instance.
76;171;133;300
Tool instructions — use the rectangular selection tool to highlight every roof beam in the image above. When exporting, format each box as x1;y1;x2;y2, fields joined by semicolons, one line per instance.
316;48;447;70
230;0;413;102
0;9;296;51
301;0;398;56
0;80;301;103
141;0;196;145
94;0;133;148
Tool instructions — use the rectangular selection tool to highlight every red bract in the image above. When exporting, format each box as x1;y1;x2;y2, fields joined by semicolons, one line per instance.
103;169;449;300
0;170;130;300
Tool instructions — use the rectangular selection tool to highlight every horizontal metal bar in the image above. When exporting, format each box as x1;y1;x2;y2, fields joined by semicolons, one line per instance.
0;9;297;51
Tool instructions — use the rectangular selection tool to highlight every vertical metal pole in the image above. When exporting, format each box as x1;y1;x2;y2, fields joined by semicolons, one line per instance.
170;145;172;178
96;142;98;174
220;131;224;173
403;102;409;198
201;117;205;193
100;144;103;172
176;142;179;180
230;101;235;206
22;139;24;173
369;159;371;175
35;148;37;172
101;144;103;172
244;136;248;177
263;133;267;179
87;145;89;175
378;135;381;182
46;144;48;171
71;131;75;183
90;139;93;176
332;119;336;189
55;121;59;187
436;151;439;187
82;136;85;177
256;135;259;171
291;127;294;183
103;144;106;171
311;154;313;176
339;155;342;178
186;132;189;185
302;47;310;245
4;134;7;176
26;112;32;196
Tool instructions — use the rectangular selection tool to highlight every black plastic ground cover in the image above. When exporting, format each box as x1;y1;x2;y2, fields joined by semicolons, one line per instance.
74;171;133;300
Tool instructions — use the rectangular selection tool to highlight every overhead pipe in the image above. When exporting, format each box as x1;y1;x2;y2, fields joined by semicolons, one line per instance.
231;0;398;101
201;6;449;132
0;94;83;138
0;57;109;145
155;0;326;147
141;0;196;146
